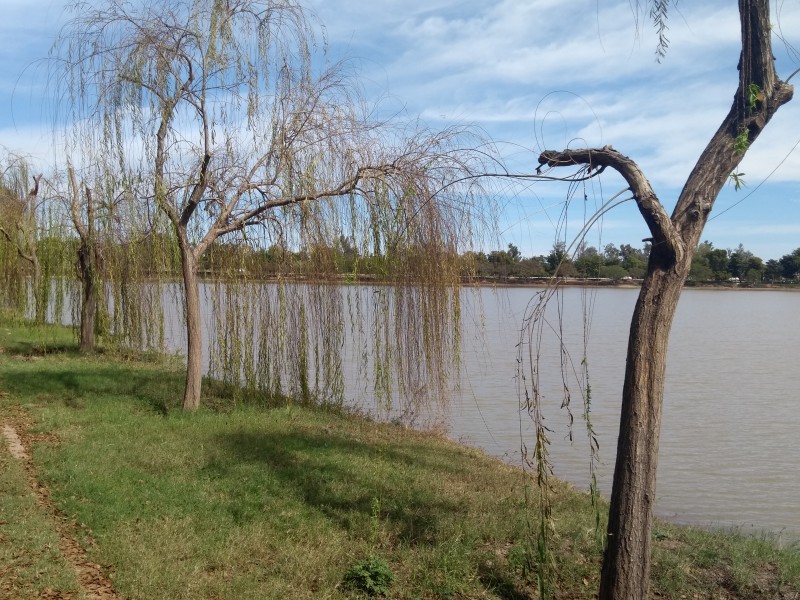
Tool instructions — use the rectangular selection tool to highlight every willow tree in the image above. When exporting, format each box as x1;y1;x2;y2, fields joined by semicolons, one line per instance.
0;154;44;320
54;0;493;411
532;1;794;596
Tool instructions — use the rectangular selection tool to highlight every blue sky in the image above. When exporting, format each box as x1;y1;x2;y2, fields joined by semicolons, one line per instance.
2;0;800;260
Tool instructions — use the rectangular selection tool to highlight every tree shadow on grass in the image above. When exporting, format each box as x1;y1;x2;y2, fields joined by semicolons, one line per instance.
0;365;185;415
215;429;466;546
5;341;78;357
476;560;533;600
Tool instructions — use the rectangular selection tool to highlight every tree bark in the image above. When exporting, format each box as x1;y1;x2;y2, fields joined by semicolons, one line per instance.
20;174;44;323
179;237;204;411
538;2;792;596
601;2;791;596
78;244;97;352
598;263;686;598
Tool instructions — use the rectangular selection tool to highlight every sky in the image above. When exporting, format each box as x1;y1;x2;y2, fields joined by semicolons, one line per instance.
2;0;800;260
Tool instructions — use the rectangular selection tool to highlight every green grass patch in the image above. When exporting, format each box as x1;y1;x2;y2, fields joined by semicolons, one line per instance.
0;315;798;599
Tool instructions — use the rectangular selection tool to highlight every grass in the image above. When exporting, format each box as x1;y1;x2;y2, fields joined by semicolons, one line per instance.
0;315;798;599
0;415;82;599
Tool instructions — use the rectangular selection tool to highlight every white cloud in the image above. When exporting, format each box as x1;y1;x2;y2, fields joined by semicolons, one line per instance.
0;123;65;167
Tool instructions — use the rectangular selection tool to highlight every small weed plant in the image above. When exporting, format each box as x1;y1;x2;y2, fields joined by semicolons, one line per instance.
343;555;394;597
747;82;764;112
343;497;394;596
729;171;746;191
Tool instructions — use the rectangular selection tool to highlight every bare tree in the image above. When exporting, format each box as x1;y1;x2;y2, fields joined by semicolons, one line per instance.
54;0;494;410
534;0;793;596
66;165;103;352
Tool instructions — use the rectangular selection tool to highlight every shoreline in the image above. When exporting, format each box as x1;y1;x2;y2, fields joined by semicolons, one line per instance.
463;275;800;291
184;271;800;291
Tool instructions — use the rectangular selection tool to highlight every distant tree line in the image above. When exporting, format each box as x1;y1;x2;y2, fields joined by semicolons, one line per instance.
464;240;800;284
5;194;798;288
464;242;651;280
197;238;800;284
688;242;800;283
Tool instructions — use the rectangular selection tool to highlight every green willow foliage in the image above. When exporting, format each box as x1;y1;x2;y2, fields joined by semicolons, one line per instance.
5;163;171;352
58;167;176;351
0;156;71;324
0;184;26;311
0;158;36;313
203;200;467;415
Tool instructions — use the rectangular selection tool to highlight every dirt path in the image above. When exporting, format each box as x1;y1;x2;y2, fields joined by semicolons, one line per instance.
1;424;27;460
2;419;120;600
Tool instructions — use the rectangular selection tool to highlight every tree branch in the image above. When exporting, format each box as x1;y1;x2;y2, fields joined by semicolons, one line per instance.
68;164;89;240
179;151;212;228
0;225;13;245
27;173;42;200
671;0;793;246
538;146;683;265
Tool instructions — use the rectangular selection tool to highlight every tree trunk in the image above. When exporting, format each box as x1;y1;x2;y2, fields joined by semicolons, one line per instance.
23;174;45;324
599;262;688;598
180;241;203;411
68;171;101;352
31;254;44;324
78;244;97;352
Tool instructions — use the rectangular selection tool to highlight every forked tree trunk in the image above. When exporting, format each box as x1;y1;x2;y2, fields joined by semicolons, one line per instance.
538;2;793;596
153;103;211;410
68;171;100;352
179;240;204;411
